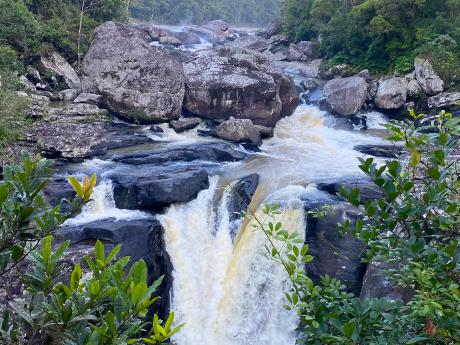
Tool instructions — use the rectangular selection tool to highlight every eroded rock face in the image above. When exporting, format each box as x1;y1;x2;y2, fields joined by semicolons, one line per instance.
183;47;299;127
40;52;81;90
414;57;444;95
375;77;408;110
323;77;368;115
112;166;209;211
81;22;185;123
216;118;262;145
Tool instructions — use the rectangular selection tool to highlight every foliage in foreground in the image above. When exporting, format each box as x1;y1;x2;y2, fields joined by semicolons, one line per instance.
0;156;183;344
258;111;460;344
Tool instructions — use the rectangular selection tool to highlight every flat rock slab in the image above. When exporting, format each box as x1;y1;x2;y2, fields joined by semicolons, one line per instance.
111;142;247;165
111;166;210;211
28;116;152;160
353;144;403;158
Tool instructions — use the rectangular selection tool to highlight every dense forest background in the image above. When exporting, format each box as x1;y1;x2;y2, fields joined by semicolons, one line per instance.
281;0;460;79
129;0;282;26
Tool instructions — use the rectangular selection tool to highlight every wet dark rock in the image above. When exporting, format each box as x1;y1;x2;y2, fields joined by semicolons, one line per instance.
302;192;367;295
112;166;209;211
111;142;247;165
150;125;164;133
353;144;403;158
316;177;383;202
227;174;259;240
169;118;201;133
254;125;274;138
57;217;172;319
427;92;460;109
360;261;414;302
43;176;76;207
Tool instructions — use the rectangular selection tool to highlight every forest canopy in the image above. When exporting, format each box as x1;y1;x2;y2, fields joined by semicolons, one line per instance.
129;0;282;26
281;0;460;76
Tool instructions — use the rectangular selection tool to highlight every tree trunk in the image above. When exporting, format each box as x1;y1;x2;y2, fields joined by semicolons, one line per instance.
77;0;86;70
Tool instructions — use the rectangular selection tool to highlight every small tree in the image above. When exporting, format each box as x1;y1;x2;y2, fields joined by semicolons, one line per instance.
258;111;460;344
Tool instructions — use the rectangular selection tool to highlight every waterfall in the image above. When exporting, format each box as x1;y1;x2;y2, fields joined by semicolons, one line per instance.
65;179;148;226
62;101;389;344
160;178;306;345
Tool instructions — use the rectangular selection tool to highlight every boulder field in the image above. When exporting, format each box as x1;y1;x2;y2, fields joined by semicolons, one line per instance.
80;21;299;130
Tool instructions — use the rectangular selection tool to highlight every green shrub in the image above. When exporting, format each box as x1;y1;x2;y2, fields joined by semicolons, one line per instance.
0;91;30;154
0;157;183;344
0;0;42;55
259;110;460;344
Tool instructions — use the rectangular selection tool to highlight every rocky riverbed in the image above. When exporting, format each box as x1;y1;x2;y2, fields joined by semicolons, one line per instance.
2;18;459;345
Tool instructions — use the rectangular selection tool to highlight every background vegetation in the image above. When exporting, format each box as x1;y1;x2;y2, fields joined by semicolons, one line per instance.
281;0;460;77
129;0;282;26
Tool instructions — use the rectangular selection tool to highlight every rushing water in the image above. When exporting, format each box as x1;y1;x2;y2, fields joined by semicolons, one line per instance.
65;31;391;345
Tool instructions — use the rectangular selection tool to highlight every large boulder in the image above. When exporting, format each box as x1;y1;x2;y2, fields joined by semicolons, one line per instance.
427;92;460;109
203;19;230;32
230;36;270;52
81;22;185;123
323;77;368;115
171;31;201;45
374;77;407;110
302;192;367;295
216;118;262;145
295;41;320;61
183;47;299;127
111;166;210;211
40;52;81;90
273;59;323;78
272;44;306;62
414;57;444;95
